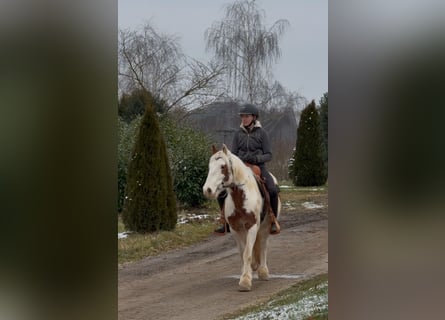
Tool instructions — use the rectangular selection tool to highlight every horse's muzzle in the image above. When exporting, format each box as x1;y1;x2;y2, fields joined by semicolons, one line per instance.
203;186;218;199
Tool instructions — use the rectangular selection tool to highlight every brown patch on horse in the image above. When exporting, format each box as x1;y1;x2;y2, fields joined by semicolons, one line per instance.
221;164;229;182
228;187;257;232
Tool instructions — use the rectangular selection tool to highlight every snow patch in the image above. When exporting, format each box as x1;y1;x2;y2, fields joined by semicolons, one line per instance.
118;231;132;239
233;282;328;320
302;202;324;209
177;213;212;224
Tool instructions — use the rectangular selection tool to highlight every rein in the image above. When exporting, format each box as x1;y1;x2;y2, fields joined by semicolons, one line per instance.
222;182;245;189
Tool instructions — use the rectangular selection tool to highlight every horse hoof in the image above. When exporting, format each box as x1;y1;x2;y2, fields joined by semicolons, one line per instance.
258;267;269;280
238;284;251;292
239;277;252;291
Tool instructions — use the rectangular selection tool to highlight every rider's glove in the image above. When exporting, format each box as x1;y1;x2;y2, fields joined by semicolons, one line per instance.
244;154;257;164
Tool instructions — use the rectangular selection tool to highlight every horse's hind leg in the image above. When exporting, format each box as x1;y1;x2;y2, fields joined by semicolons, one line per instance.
251;238;261;271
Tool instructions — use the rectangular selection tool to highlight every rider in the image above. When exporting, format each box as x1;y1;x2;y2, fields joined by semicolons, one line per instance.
214;103;279;235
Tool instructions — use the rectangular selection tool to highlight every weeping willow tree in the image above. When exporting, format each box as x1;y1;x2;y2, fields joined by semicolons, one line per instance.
205;0;289;103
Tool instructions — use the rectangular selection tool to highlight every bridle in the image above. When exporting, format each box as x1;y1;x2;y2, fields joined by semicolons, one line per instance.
215;155;244;190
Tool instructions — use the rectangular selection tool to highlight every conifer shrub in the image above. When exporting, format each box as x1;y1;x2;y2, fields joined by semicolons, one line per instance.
291;100;327;186
319;93;328;178
118;115;141;212
122;92;177;233
118;88;166;123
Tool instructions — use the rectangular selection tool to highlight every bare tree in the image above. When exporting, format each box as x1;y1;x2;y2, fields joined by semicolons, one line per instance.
253;80;305;112
205;0;289;104
119;23;181;99
166;58;226;112
119;21;226;111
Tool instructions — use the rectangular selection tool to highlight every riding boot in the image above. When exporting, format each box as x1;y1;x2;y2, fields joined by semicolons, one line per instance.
269;194;280;235
214;223;230;234
214;191;230;234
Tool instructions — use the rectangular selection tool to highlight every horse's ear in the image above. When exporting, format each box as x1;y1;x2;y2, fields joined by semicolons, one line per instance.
222;143;228;155
211;145;217;155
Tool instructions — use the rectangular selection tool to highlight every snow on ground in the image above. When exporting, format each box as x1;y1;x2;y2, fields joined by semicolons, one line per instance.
177;213;212;224
118;231;132;239
233;282;328;320
302;202;324;209
118;213;213;238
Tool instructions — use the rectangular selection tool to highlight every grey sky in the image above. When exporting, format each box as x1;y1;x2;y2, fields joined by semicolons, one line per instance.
118;0;327;102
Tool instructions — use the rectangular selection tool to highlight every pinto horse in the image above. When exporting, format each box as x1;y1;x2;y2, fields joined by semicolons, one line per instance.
203;144;281;291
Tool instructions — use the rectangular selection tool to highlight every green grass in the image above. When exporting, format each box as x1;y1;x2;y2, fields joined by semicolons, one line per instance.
118;218;126;233
279;183;328;214
118;209;219;264
221;273;328;320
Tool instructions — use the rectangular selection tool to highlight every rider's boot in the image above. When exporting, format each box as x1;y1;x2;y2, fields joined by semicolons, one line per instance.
269;194;280;235
214;222;230;234
214;191;230;235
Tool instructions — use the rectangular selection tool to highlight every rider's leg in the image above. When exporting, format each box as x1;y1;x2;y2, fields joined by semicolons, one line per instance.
214;190;230;234
260;167;280;234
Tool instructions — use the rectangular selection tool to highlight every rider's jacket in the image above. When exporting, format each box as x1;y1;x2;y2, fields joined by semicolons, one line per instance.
231;121;272;166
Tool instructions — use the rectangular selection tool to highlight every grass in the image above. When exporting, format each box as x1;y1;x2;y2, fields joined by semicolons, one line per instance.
118;220;217;264
118;182;327;265
221;273;328;320
279;183;328;214
118;207;219;264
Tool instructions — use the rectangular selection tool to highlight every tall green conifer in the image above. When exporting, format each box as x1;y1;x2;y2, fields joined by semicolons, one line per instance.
292;100;327;186
122;92;177;233
319;92;328;178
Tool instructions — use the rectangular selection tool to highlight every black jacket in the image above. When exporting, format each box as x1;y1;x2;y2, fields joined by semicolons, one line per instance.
231;121;272;165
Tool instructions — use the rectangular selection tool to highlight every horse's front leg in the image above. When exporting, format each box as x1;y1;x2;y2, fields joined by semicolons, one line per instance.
239;224;258;291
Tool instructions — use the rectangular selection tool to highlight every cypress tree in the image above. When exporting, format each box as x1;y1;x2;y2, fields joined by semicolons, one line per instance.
122;91;177;233
292;100;327;186
118;88;166;123
158;135;177;230
319;92;328;178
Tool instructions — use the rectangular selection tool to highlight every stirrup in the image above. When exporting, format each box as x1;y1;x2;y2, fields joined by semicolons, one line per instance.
214;223;230;235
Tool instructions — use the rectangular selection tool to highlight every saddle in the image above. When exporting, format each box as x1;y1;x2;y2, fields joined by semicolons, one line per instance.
244;163;280;232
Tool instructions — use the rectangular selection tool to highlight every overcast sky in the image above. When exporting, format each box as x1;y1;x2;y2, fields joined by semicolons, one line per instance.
118;0;327;102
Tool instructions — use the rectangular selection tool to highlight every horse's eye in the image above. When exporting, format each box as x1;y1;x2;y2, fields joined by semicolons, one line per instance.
221;165;226;169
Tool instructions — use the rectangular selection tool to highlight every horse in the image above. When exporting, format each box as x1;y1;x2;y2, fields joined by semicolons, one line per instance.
202;144;281;291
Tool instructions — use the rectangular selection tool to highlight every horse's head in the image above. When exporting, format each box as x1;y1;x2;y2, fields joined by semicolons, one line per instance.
202;144;234;199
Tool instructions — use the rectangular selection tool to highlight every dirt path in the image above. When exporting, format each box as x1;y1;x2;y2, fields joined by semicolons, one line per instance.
118;209;328;320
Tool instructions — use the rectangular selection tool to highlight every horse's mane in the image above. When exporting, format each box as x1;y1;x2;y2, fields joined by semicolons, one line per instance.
212;144;257;188
226;150;257;187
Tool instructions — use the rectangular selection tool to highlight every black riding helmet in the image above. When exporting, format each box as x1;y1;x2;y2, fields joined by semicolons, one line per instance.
238;103;259;118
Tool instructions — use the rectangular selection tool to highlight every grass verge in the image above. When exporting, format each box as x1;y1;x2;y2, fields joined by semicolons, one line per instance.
118;215;217;265
221;273;328;320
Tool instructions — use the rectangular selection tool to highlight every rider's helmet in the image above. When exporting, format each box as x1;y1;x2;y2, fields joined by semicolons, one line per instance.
238;103;259;118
